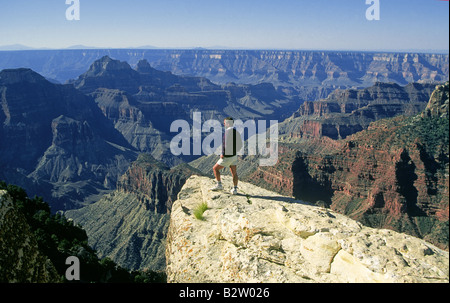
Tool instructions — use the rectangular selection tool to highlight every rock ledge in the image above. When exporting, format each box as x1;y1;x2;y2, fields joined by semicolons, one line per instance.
166;176;449;283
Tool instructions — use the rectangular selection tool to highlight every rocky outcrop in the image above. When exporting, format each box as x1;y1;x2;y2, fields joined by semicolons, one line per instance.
423;82;449;119
0;190;59;282
165;176;449;283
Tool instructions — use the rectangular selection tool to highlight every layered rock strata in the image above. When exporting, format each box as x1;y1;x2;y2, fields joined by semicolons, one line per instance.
1;50;447;88
281;82;437;140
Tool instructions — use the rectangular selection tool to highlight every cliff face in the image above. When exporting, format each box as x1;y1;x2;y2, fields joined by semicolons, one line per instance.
65;154;202;271
65;190;170;272
281;82;436;140
151;51;449;88
30;115;134;188
117;154;203;212
165;176;449;283
0;190;59;282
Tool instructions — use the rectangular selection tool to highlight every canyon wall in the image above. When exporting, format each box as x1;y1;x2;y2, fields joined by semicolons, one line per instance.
1;50;447;102
65;154;202;271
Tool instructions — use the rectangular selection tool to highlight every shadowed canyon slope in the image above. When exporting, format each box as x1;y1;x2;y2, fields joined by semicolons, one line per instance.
0;68;138;211
65;154;202;271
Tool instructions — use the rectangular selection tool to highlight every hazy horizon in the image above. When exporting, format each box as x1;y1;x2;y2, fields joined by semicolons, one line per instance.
0;44;449;54
0;0;449;53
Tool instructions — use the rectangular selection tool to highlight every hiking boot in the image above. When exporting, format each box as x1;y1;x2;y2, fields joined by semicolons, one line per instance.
210;183;223;191
230;187;238;195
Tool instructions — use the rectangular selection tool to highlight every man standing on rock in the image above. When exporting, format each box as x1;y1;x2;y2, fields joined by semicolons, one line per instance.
210;117;242;195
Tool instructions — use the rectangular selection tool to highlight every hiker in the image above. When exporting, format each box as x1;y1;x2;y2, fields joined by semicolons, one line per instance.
210;117;243;194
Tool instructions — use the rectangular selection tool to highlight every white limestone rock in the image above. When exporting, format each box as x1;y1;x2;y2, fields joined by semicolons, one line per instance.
165;176;449;283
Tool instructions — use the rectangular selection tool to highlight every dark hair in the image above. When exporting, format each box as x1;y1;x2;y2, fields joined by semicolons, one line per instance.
224;117;234;127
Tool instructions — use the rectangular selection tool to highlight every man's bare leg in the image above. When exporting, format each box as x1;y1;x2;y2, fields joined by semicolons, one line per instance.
213;164;224;182
211;164;225;191
230;165;238;187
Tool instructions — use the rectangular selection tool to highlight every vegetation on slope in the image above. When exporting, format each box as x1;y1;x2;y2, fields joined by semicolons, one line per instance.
0;181;166;283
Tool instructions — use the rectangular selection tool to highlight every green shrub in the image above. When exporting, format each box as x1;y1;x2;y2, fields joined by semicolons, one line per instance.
193;202;208;221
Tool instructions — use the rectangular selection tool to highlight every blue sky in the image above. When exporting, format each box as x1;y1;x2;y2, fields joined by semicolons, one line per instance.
0;0;448;52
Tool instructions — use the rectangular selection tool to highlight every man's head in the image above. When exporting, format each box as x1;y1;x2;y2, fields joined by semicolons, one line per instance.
224;117;234;128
